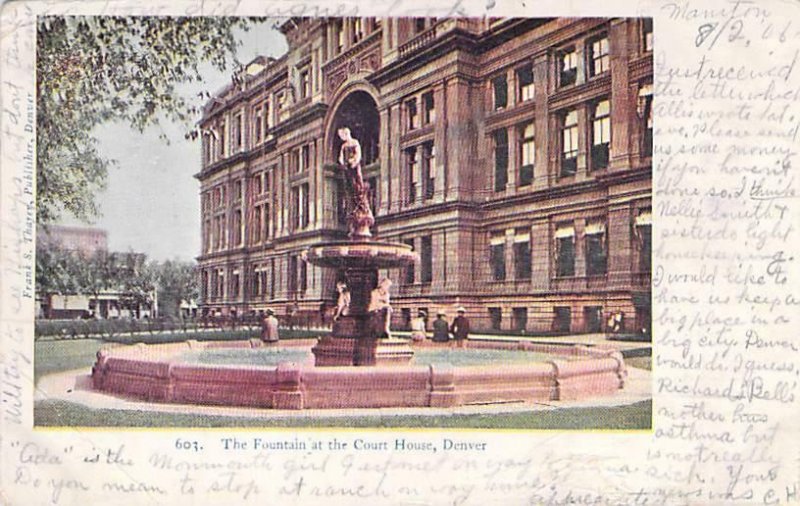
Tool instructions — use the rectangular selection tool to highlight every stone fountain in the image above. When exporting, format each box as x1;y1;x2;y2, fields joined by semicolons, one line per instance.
306;127;418;366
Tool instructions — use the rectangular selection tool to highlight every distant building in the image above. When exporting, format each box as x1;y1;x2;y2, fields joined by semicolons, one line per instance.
38;225;107;255
196;18;652;334
36;225;156;319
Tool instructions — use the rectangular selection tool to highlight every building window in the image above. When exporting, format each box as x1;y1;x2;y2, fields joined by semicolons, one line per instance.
589;35;610;76
561;110;578;177
422;92;436;125
517;65;534;102
269;258;276;299
422;142;435;200
253;107;262;142
218;120;227;157
353;18;364;43
514;229;531;279
217;270;225;299
414;18;427;34
489;307;502;331
335;20;344;53
264;100;272;133
585;220;607;276
638;84;653;157
591;99;611;170
560;47;578;87
584;306;602;333
293;184;309;229
202;136;210;165
406;98;418;131
299;69;310;99
636;209;652;272
643;18;653;52
301;144;311;172
554;307;571;332
493;75;507;110
288;256;297;294
494;129;508;192
252;174;262;196
231;271;240;300
490;233;506;281
335;179;347;226
253;206;262;243
234;179;242;201
406;148;418;203
513;308;528;332
420;235;433;284
404;239;415;284
233;209;242;246
367;176;378;213
233;113;243;151
264;204;270;239
518;122;535;186
555;224;575;277
299;257;308;292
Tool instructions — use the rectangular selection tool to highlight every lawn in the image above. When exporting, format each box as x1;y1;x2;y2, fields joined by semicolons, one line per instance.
35;399;652;429
34;337;652;429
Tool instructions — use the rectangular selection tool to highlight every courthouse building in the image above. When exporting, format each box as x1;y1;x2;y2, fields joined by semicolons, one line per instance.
196;17;653;334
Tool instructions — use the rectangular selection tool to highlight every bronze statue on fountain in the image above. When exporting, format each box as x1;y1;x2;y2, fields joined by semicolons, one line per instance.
337;127;375;240
305;127;418;366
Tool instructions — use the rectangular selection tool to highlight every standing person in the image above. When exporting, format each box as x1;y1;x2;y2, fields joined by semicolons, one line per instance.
261;308;280;344
432;311;450;343
450;307;470;348
410;310;427;342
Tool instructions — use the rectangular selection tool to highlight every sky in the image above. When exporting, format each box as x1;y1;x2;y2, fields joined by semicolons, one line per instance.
58;21;288;262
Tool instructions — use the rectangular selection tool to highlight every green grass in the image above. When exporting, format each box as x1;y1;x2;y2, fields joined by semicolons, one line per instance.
625;356;652;371
34;399;651;429
34;339;110;384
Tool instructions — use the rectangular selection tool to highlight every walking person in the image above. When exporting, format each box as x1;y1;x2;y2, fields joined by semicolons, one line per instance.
261;308;280;344
432;311;450;343
450;307;470;348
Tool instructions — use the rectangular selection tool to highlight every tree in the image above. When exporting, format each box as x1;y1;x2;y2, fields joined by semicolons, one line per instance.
35;240;81;318
73;250;120;317
151;260;198;318
36;16;256;223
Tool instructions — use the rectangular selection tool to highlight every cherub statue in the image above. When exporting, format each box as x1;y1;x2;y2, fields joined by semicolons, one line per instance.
333;281;350;321
368;277;393;338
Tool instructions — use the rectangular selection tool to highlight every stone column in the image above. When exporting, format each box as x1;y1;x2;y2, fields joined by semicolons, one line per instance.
576;105;589;181
574;219;586;278
389;103;402;213
507;123;518;192
379;107;391;214
530;219;550;292
607;205;633;290
433;82;447;203
445;79;475;200
610;19;632;170
533;54;550;192
414;144;424;206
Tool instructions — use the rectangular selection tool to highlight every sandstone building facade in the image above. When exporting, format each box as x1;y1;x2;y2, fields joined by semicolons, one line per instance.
196;17;653;334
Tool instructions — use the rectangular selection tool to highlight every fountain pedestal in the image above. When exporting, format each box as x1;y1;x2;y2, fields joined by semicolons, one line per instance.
306;241;418;367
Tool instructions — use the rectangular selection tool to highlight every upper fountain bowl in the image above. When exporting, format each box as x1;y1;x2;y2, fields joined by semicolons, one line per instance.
305;240;418;269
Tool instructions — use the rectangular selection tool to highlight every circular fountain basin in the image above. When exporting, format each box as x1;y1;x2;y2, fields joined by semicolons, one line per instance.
91;339;627;410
